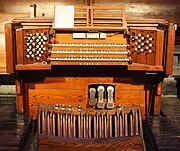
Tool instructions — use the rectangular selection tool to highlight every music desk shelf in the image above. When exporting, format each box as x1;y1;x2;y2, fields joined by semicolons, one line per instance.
128;63;164;71
15;63;163;72
53;27;127;32
15;64;51;70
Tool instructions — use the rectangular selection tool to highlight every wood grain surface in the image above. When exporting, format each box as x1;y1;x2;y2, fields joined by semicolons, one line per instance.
39;135;144;151
26;76;149;119
0;34;6;73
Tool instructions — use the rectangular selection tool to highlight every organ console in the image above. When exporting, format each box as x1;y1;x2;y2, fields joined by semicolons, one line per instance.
4;5;175;151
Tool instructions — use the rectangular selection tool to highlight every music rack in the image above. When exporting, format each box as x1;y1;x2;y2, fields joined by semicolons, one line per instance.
54;6;127;30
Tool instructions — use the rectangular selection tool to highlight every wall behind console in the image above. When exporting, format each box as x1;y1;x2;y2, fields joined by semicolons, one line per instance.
0;0;179;33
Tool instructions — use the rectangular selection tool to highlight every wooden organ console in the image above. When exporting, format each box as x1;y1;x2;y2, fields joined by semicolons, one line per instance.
5;6;175;151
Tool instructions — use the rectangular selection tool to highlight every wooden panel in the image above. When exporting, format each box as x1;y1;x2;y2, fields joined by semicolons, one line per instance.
4;22;22;74
39;135;143;151
166;23;176;75
27;77;148;119
33;77;145;90
128;63;163;71
16;29;24;64
0;33;6;74
16;95;24;113
16;79;24;113
155;30;164;66
29;88;145;106
4;23;14;74
154;81;163;114
16;64;51;70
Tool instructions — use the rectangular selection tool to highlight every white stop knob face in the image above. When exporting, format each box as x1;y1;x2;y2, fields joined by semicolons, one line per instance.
97;86;105;91
107;86;114;92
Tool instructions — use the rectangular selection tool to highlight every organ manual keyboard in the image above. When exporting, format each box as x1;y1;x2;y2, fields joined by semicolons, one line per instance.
4;6;175;151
